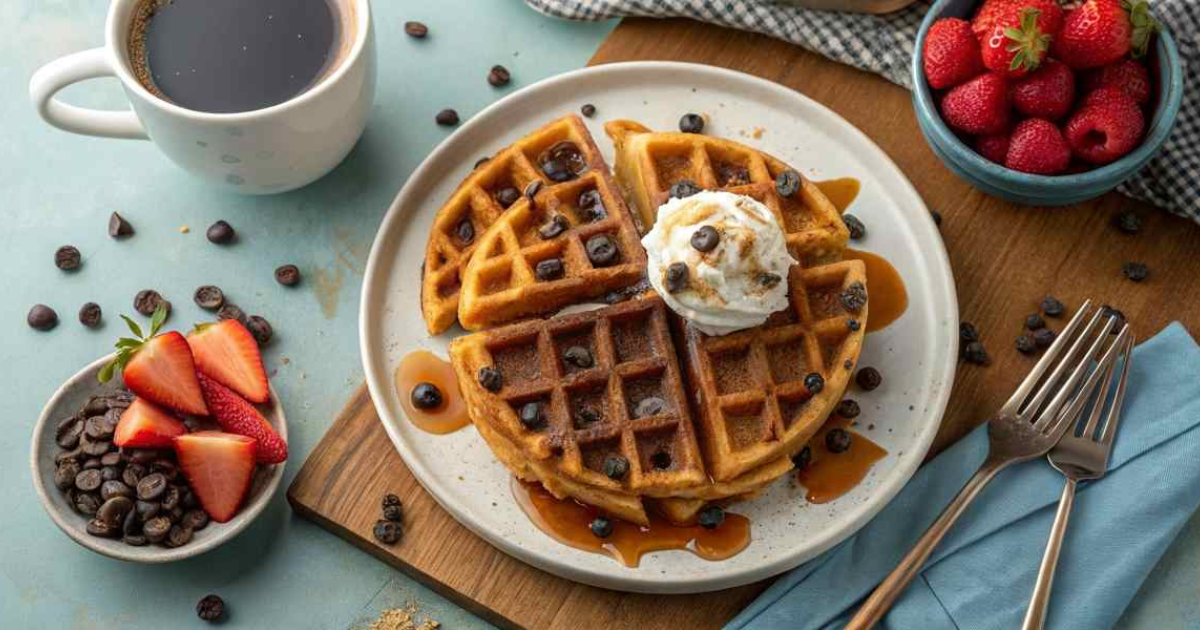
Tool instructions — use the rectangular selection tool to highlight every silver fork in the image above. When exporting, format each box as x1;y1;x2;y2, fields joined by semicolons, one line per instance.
1022;327;1135;629
846;301;1124;629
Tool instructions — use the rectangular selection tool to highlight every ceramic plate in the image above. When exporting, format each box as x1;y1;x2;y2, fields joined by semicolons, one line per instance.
360;62;957;593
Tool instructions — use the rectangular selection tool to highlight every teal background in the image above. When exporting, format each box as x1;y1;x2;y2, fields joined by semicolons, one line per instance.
1;0;1197;628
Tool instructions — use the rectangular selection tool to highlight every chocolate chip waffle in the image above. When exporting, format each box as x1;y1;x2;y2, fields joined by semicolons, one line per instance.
679;260;869;481
422;115;632;335
455;130;647;331
605;120;848;266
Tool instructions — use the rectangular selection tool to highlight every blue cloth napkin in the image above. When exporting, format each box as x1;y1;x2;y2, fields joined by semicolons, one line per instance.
723;322;1200;630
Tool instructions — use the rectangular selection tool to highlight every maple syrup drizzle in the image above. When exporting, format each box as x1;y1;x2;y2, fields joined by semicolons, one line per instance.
798;417;888;504
844;249;908;333
393;351;470;434
814;177;861;214
512;479;751;567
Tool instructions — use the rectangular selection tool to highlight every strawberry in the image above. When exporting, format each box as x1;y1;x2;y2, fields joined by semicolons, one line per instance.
197;372;288;464
1012;59;1076;120
1005;119;1072;174
113;398;188;448
99;305;208;416
187;320;269;404
1065;87;1145;164
175;431;257;523
972;0;1015;40
974;0;1063;40
924;18;985;89
1054;0;1157;69
980;5;1053;77
940;73;1011;135
976;134;1012;164
1082;59;1151;104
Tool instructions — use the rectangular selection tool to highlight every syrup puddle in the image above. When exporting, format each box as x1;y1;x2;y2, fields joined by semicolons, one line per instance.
393;351;470;434
814;177;861;214
797;417;888;504
845;249;908;332
513;479;751;567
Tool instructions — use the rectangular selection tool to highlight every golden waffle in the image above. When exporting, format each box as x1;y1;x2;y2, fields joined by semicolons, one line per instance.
679;260;869;482
456;132;647;331
422;115;631;334
605;120;848;266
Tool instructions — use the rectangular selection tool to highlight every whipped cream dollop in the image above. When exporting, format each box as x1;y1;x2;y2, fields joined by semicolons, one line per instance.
641;191;797;336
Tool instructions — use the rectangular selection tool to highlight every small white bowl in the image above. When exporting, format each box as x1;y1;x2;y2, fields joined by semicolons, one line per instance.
30;353;287;563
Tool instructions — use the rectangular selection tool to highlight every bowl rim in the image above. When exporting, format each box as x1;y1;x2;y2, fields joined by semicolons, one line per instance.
910;0;1184;186
29;353;287;563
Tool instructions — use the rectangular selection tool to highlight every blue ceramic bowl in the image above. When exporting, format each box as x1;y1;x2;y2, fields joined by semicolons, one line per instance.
911;0;1184;206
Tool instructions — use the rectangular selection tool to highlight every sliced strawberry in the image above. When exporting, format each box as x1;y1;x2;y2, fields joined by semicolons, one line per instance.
175;431;257;523
187;320;269;404
113;398;188;448
198;372;287;464
100;306;207;416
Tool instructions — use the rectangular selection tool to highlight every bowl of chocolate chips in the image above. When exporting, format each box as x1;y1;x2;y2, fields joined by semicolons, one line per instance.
30;353;287;563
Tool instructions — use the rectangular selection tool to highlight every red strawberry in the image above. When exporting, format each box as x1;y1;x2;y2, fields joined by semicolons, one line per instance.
113;398;188;448
1083;59;1151;104
1012;59;1076;120
197;372;288;464
1006;119;1072;174
976;134;1012;164
100;306;208;416
941;73;1011;135
975;0;1063;40
924;18;985;89
980;6;1053;77
1053;0;1155;69
187;320;269;404
1065;87;1145;164
175;431;257;523
972;0;1015;40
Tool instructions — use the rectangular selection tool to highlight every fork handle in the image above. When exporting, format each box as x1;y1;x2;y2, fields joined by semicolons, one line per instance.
1022;478;1078;630
846;455;1008;630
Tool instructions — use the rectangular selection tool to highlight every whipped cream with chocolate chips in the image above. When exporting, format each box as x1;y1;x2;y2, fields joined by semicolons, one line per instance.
642;190;796;336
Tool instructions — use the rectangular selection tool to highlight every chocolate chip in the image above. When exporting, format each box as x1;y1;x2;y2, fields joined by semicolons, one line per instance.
603;455;629;480
1016;334;1037;354
1122;262;1149;282
404;21;428;38
382;493;402;509
580;103;596;118
143;516;171;542
137;472;167;501
435;108;459;126
1101;305;1126;332
836;399;860;419
478;367;503;392
843;214;866;240
206;220;235;244
590;516;614;538
373;519;402;544
634;397;666;418
75;468;102;492
246;315;273;346
847;318;861;332
411;383;443;410
133;290;168;317
86;518;119;538
840;282;867;313
519;402;544;429
1112;211;1141;234
1033;328;1056;348
959;321;980;343
165;524;193;547
930;209;943;227
108;212;134;238
690;225;719;252
792;446;811;470
456;218;475;244
541;142;585;182
804;373;825;395
487;65;511;87
217;303;247;325
856;367;882;390
962;341;990;365
101;480;133;501
275;264;302;286
78;302;102;328
669;179;701;199
650;451;672;469
665;262;689;293
678;113;705;134
775;170;801;197
538;214;569;240
697;505;725;529
535;258;564;281
826;428;852;453
196;594;225;622
577;189;606;221
524;179;543;199
1025;313;1046;330
27;304;58;331
496;186;521;208
1042;296;1065;317
55;245;82;271
585;234;618;266
562;346;593;368
193;285;225;310
184;509;210;531
759;272;782;288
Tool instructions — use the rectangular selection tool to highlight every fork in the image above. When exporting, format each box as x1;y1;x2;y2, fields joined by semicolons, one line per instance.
846;301;1124;629
1021;327;1135;630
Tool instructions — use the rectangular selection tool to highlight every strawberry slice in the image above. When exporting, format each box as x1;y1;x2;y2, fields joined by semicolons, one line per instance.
113;398;188;448
187;320;269;404
175;431;257;523
100;305;208;416
197;372;288;464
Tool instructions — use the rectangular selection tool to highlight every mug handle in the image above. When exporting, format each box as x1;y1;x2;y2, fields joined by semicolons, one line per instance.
29;48;148;140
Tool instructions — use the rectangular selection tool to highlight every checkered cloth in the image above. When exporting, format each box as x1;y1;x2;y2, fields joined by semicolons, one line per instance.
527;0;1199;222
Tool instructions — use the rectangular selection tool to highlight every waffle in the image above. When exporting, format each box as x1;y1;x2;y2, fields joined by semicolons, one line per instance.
422;115;634;334
679;260;869;481
456;128;647;331
605;120;848;267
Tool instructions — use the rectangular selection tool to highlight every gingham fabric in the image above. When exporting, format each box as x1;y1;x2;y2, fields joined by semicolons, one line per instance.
527;0;1199;222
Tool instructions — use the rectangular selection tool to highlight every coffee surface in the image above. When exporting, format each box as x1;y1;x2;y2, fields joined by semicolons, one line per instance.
133;0;341;114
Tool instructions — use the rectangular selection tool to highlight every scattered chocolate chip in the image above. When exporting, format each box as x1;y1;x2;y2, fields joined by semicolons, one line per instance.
217;303;247;325
1016;334;1036;354
856;367;882;390
383;504;403;523
143;516;171;542
634;397;666;418
962;341;990;365
1041;296;1065;317
487;65;511;87
519;401;544;429
843;214;866;240
478;367;503;392
193;286;224;311
410;383;443;410
669;179;702;199
435;108;459;126
585;234;618;266
27;304;58;331
959;321;980;343
450;218;475;247
108;212;134;238
76;468;103;492
847;318;861;332
55;245;81;271
690;225;719;252
206;220;235;244
836;399;860;419
133;290;167;317
535;258;564;281
373;519;402;544
196;594;225;622
590;516;614;538
563;345;594;369
697;505;725;530
496;186;521;208
1101;305;1126;332
1025;313;1046;330
678;113;705;134
77;302;102;328
650;451;672;469
137;472;167;501
840;282;867;312
1112;211;1141;234
382;493;402;510
404;21;428;38
665;262;689;293
580;103;596;118
524;179;543;199
1122;262;1149;282
274;264;302;287
1033;328;1056;348
804;373;825;395
245;315;273;346
603;455;629;480
792;446;811;470
538;214;569;240
759;272;782;288
775;169;801;197
930;209;942;227
825;428;852;453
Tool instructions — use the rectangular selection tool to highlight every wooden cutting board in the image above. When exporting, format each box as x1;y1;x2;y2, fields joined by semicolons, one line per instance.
288;18;1200;630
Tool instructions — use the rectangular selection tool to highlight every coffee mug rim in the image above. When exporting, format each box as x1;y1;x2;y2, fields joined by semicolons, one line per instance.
104;0;371;122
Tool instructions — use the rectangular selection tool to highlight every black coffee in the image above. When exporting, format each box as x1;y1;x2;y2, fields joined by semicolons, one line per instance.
129;0;344;114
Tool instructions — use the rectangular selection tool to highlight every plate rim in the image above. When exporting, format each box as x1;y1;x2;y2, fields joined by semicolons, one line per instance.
360;60;958;593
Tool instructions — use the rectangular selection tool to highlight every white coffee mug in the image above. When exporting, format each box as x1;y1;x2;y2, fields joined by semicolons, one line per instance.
29;0;376;194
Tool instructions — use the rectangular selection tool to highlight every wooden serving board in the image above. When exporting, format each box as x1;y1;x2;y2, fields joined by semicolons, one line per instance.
288;18;1200;630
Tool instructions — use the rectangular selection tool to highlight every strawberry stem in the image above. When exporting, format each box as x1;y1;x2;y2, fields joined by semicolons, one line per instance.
1123;0;1160;58
1003;8;1050;73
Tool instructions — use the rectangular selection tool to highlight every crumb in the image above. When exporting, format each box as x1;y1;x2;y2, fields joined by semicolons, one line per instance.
868;423;876;431
365;604;440;630
179;225;190;233
751;126;765;139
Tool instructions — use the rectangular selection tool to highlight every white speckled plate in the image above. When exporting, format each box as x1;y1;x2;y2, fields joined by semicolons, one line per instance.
360;62;957;593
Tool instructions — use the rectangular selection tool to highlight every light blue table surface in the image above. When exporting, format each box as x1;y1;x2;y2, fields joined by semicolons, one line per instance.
2;1;1197;628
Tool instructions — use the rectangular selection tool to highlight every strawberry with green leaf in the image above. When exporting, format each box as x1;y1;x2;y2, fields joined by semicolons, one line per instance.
980;6;1054;78
1055;0;1158;69
99;304;208;416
